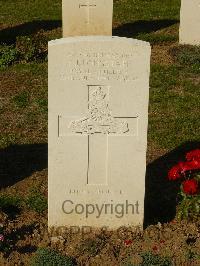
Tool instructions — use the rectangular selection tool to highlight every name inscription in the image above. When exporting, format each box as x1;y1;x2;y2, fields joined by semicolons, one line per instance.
60;52;139;82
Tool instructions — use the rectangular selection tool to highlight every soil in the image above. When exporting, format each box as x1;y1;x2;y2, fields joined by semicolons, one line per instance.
1;150;200;265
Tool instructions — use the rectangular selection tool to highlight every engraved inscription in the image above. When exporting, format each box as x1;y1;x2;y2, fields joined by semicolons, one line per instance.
60;52;139;82
68;189;123;194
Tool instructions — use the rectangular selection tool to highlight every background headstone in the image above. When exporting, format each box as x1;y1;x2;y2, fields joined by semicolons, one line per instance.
62;0;113;37
179;0;200;45
48;36;151;228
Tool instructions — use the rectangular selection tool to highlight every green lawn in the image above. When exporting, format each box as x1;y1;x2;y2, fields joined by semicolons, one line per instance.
0;0;61;25
1;0;181;25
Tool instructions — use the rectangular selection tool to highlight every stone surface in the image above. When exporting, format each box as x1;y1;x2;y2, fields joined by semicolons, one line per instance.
48;36;151;229
62;0;113;37
179;0;200;45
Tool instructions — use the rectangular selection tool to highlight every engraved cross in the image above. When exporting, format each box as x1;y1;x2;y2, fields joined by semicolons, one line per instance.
59;85;138;186
79;1;97;24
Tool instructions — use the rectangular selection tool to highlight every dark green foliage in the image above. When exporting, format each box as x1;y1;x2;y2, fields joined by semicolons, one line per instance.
26;188;47;214
0;45;18;69
16;31;48;62
0;194;22;218
31;248;75;266
16;36;36;62
170;45;200;66
0;32;48;68
170;45;200;73
35;98;48;113
79;236;106;256
13;91;30;108
140;252;172;266
0;31;48;68
0;194;22;210
177;193;200;221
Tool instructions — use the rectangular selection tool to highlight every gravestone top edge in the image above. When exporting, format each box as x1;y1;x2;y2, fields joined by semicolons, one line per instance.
48;36;151;47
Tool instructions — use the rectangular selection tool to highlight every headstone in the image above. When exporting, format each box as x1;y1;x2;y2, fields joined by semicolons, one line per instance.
48;36;151;229
179;0;200;45
62;0;113;37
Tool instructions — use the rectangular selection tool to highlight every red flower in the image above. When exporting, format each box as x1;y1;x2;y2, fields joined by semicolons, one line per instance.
168;164;182;180
186;149;200;161
124;239;133;246
180;160;200;172
182;179;199;195
178;161;191;173
187;159;200;170
168;160;200;181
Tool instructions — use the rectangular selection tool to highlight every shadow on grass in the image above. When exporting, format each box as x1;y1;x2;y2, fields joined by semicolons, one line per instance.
0;19;178;45
0;20;61;44
113;19;179;38
0;143;47;188
144;141;200;228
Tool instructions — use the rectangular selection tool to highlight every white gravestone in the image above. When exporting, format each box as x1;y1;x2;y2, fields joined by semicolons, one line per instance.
62;0;113;37
179;0;200;45
48;36;151;229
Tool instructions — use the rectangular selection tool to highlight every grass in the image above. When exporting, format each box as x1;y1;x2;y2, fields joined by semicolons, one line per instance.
1;0;180;46
114;0;181;23
0;0;61;25
13;91;30;108
26;187;48;214
0;0;181;26
149;46;200;149
0;186;47;217
139;251;172;266
137;32;178;44
0;45;18;69
0;0;199;152
31;248;75;266
0;63;47;148
170;45;200;68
